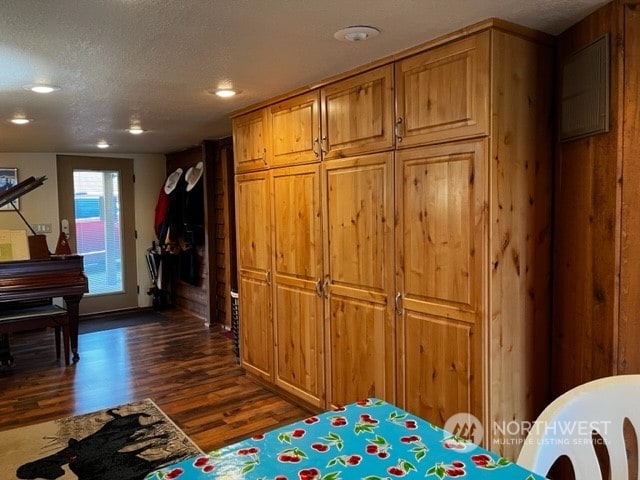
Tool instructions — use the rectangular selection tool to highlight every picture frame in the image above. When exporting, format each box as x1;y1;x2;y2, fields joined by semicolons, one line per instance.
0;168;19;210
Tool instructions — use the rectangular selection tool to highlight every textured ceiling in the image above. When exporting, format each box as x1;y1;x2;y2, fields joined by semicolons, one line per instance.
0;0;606;154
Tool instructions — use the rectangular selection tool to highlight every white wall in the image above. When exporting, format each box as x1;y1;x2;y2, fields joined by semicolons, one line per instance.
0;152;166;308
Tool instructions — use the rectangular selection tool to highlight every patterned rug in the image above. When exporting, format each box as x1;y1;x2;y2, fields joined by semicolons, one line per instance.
0;399;202;480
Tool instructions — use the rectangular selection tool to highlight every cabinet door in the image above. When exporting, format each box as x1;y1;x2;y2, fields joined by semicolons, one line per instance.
271;165;325;406
236;171;273;380
321;65;395;159
270;91;320;167
323;152;395;406
395;140;486;427
395;31;490;147
232;109;269;173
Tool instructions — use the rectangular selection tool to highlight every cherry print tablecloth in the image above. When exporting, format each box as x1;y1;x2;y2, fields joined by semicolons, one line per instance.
146;398;546;480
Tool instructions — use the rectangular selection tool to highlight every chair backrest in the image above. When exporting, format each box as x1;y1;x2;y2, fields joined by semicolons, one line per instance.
517;375;640;479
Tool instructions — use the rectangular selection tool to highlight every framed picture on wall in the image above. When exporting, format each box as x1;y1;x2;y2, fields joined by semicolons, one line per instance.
0;168;19;210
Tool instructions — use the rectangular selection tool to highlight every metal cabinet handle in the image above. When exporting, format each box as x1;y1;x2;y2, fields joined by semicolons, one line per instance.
262;147;267;165
265;269;271;286
395;291;403;315
315;278;323;298
320;135;328;155
313;137;320;158
395;117;404;143
322;276;330;299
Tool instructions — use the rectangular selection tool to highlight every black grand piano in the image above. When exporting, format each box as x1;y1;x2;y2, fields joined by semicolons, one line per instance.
0;176;88;363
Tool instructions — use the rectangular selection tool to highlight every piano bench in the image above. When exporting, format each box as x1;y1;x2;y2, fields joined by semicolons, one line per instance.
0;305;70;365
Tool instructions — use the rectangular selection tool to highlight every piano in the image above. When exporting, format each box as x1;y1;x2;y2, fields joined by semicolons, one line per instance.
0;255;88;362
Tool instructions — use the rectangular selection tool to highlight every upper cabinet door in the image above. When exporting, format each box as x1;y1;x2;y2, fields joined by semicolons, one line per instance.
232;109;270;173
321;65;395;159
270;91;320;167
395;31;490;147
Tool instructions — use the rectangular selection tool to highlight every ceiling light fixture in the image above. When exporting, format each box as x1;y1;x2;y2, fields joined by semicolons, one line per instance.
209;88;238;98
10;118;32;125
97;141;110;149
128;127;145;135
334;25;380;42
25;84;61;94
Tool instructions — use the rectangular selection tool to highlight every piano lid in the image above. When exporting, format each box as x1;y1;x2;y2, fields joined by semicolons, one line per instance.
0;176;47;210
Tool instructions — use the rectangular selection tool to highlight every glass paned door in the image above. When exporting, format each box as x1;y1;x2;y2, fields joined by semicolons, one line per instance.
73;170;122;295
57;155;137;315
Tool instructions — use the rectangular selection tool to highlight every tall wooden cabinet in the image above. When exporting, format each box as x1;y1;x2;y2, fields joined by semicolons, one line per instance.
232;19;553;458
235;171;273;380
323;152;396;406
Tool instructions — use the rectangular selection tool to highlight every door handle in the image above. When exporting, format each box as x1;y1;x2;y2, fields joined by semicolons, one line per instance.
315;278;323;298
265;269;271;286
322;276;330;299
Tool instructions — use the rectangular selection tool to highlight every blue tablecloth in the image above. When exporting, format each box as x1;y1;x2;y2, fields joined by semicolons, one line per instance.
146;398;545;480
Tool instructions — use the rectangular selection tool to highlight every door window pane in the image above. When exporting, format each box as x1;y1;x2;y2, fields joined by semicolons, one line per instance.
73;170;122;295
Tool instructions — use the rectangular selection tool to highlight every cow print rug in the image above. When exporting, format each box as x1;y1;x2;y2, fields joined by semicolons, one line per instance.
0;399;202;479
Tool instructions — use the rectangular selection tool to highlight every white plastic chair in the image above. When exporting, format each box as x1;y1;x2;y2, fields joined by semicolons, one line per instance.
517;375;640;479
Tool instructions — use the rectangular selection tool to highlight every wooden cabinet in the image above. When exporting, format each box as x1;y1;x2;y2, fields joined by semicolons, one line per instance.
322;152;395;406
395;140;486;426
395;32;490;147
232;21;552;459
233;109;269;173
236;171;273;380
321;65;395;159
271;164;325;406
269;91;320;167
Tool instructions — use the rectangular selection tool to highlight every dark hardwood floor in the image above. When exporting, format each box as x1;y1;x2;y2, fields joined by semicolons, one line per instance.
0;308;315;452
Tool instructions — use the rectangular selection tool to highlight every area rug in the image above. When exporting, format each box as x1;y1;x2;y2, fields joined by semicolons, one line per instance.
0;399;202;480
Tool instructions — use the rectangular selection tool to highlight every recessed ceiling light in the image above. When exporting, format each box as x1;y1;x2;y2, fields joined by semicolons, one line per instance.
10;118;32;125
24;84;61;94
128;127;145;135
209;88;238;98
334;25;380;42
97;141;110;149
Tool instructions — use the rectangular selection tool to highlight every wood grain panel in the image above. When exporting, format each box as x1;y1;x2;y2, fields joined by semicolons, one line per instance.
396;141;484;314
235;171;273;380
272;165;322;278
489;30;553;458
270;91;320;167
323;153;395;407
324;154;393;292
236;172;271;272
395;32;490;147
395;140;484;433
232;109;269;172
274;281;323;405
321;65;394;159
326;293;390;405
397;312;472;427
551;2;620;396
271;164;324;406
619;1;640;375
239;273;273;379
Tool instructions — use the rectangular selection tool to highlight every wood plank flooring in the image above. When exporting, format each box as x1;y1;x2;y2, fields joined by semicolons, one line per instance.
0;308;316;452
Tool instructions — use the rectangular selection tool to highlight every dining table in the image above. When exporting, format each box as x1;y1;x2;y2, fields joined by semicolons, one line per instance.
146;398;546;480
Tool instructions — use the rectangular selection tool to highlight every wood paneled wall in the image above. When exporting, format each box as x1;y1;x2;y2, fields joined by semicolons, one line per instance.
165;139;236;326
552;0;640;396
